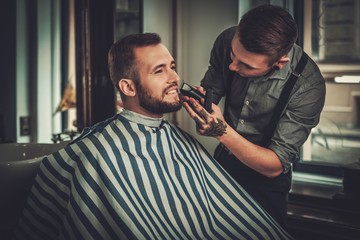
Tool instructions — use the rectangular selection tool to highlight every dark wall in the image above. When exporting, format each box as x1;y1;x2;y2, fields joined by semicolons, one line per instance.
0;1;17;142
75;0;115;130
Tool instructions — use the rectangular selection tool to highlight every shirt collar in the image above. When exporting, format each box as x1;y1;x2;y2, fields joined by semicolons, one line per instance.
119;109;166;128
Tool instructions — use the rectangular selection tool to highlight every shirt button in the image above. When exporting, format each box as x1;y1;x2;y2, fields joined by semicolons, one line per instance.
240;119;244;124
245;100;250;106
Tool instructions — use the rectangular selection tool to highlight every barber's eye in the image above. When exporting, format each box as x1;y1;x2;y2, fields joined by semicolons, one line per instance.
244;64;255;70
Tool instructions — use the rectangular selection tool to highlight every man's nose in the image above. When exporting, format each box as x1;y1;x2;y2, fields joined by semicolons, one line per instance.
228;61;238;72
169;70;180;83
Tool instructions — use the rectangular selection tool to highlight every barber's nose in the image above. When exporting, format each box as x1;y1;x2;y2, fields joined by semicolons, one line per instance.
229;61;238;72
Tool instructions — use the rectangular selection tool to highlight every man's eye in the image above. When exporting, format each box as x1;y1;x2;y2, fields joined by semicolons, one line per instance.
243;64;255;70
237;61;254;70
171;66;176;71
155;69;163;74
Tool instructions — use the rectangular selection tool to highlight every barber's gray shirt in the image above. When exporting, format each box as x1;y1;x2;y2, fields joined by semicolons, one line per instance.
201;27;326;172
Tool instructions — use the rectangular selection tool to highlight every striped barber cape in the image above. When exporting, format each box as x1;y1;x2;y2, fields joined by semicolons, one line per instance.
14;109;293;240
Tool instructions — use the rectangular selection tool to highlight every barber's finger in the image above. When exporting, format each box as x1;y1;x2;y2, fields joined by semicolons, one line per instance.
180;95;190;101
194;86;206;95
194;116;206;130
182;102;206;124
183;101;214;131
189;98;212;123
182;102;197;119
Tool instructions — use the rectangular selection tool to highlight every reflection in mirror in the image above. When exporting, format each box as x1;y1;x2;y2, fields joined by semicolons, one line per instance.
311;0;360;62
302;0;360;168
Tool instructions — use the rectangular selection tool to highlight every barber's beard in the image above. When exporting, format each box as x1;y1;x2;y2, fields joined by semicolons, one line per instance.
137;84;182;114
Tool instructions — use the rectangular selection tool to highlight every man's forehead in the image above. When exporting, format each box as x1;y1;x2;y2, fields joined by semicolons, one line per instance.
135;44;174;67
230;35;270;68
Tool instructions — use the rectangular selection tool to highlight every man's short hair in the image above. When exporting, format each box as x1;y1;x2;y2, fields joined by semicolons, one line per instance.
108;33;162;90
237;4;298;65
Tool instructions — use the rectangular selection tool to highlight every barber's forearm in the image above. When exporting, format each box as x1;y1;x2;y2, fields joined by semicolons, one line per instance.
216;126;283;178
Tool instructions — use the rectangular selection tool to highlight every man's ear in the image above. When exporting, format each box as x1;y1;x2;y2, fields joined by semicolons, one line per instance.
118;79;136;97
273;55;290;70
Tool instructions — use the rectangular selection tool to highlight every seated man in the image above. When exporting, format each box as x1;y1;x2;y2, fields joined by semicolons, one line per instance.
15;33;292;240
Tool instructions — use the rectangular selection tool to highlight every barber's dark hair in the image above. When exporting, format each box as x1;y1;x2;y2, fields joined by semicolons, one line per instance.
237;4;298;65
108;33;162;90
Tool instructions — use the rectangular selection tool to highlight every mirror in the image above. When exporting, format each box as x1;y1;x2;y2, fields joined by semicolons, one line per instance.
301;0;360;167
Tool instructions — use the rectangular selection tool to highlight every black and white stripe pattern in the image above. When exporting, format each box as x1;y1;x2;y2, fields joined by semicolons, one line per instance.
15;110;293;240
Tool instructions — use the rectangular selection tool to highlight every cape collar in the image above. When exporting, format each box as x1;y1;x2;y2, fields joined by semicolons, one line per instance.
119;109;166;128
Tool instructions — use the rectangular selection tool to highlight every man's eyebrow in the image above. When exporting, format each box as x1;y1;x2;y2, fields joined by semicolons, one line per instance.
231;48;258;70
153;64;166;70
151;60;176;72
170;60;176;66
152;60;176;71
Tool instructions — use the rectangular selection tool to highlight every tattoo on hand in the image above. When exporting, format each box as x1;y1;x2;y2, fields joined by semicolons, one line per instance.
204;118;227;136
192;106;227;136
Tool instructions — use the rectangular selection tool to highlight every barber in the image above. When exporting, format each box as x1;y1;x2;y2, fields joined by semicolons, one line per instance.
182;4;325;227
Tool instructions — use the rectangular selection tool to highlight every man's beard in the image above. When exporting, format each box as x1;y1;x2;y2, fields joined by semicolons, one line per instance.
137;84;182;114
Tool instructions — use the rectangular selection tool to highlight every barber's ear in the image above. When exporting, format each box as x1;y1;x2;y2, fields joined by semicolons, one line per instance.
119;79;136;97
273;55;290;70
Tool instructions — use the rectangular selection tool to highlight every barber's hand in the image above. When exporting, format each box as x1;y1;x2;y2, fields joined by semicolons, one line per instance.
182;87;227;137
